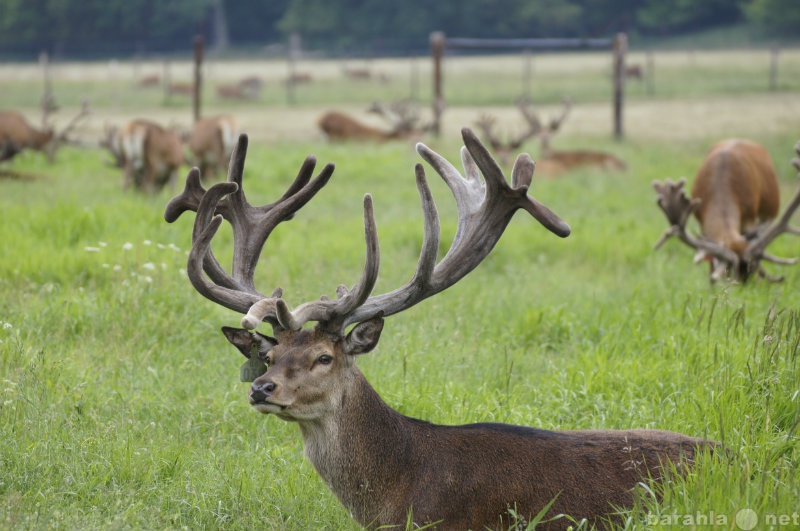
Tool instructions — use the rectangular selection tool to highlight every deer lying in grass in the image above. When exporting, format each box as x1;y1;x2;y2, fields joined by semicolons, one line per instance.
0;102;90;163
165;129;712;531
187;114;239;182
216;77;262;101
476;99;627;176
653;139;800;283
103;119;183;193
319;100;428;142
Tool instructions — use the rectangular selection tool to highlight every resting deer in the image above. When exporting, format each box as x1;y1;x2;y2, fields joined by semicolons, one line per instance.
653;139;800;283
0;102;90;163
186;114;239;182
103;119;183;193
319;100;428;142
477;99;626;176
215;77;262;101
165;129;712;531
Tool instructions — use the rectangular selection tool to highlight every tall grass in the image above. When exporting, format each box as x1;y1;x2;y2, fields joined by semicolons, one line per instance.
1;52;799;530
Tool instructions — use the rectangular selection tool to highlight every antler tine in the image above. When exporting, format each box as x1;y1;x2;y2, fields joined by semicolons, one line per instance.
344;127;569;327
512;98;544;149
279;195;381;332
652;178;740;263
474;114;504;152
744;147;800;265
166;133;337;328
548;98;572;133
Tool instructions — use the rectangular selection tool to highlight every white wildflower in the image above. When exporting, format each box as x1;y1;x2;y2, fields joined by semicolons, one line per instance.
142;262;156;271
122;242;133;251
143;240;152;246
84;246;101;252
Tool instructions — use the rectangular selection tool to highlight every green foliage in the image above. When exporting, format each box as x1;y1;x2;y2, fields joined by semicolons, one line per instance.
745;0;800;35
0;0;797;58
1;53;799;530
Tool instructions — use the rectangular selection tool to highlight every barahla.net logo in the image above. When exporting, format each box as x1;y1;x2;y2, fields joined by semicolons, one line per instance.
645;508;800;528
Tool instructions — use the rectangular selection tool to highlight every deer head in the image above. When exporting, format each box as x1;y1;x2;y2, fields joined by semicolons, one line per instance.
653;139;800;282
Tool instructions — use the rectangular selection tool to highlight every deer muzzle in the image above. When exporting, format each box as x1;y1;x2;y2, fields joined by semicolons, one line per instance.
249;380;286;414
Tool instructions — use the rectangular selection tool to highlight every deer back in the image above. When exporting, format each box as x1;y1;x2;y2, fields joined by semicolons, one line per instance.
143;122;184;169
691;139;779;255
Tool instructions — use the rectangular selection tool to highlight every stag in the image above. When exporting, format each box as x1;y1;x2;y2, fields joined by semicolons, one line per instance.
653;139;800;283
187;114;239;182
165;129;712;530
103;119;183;193
319;100;428;142
0;102;90;163
477;99;626;176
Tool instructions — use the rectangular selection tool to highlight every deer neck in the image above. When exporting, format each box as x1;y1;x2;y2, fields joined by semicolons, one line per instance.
701;192;747;256
297;367;414;526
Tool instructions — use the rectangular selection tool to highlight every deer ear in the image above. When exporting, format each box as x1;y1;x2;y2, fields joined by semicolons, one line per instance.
221;326;277;359
343;316;384;356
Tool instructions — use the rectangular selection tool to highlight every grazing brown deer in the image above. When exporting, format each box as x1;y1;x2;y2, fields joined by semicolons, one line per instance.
653;139;800;282
215;76;263;101
625;64;644;80
477;99;627;176
165;129;712;531
187;114;239;182
137;74;161;87
166;82;194;97
104;119;183;193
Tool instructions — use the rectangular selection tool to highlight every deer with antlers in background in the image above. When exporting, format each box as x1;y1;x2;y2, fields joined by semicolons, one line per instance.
318;100;429;142
0;102;90;163
165;129;712;530
476;99;626;176
653;139;800;283
186;114;239;183
103;119;183;193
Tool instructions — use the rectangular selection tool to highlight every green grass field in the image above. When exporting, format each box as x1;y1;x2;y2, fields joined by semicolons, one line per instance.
1;49;799;530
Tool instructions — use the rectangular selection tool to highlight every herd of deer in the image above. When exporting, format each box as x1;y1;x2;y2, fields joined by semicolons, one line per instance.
100;114;240;192
0;105;239;192
163;116;800;528
3;86;799;529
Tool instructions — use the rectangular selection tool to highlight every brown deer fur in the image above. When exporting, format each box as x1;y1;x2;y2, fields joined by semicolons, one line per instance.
318;110;407;142
110;119;183;193
691;139;779;257
226;324;709;531
187;115;239;182
0;110;54;156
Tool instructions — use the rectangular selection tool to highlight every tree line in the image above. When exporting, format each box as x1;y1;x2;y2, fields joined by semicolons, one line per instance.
0;0;797;59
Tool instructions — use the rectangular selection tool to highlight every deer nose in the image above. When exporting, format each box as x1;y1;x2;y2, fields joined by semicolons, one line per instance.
250;380;278;403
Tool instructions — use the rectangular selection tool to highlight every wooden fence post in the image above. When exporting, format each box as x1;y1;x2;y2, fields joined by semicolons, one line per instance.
430;31;445;137
769;43;780;91
612;33;627;140
193;36;204;122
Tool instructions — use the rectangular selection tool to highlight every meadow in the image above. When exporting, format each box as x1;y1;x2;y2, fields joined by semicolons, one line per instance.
1;49;800;530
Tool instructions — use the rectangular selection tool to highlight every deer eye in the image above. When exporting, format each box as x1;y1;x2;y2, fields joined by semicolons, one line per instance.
317;355;333;365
